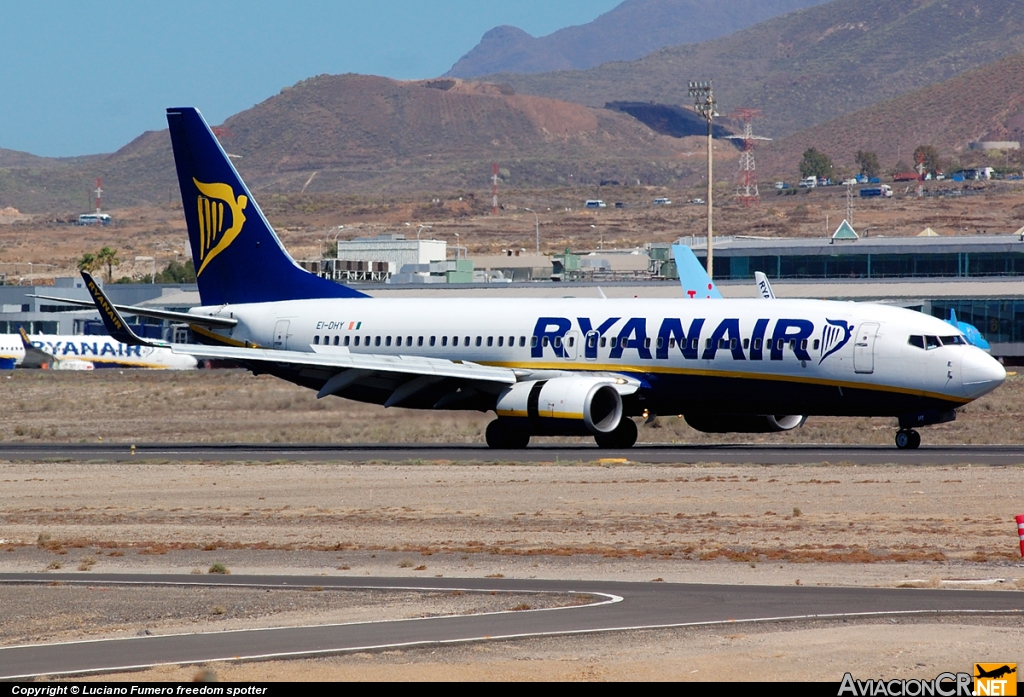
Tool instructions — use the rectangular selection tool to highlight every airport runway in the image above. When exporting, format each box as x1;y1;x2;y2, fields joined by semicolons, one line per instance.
2;442;1024;465
1;573;1023;679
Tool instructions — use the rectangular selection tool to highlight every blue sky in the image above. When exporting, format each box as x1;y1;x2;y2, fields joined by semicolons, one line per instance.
1;1;620;157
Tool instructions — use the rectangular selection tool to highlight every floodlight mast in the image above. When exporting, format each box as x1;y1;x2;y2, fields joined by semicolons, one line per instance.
688;80;718;279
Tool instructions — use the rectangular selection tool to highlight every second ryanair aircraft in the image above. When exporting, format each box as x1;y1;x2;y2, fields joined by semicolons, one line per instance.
68;107;1005;450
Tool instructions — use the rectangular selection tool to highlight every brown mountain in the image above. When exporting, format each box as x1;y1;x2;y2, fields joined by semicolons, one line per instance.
446;0;828;77
760;50;1024;177
0;74;707;213
482;0;1024;141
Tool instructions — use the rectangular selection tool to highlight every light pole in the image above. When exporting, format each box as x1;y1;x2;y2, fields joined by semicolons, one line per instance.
135;256;156;283
524;208;539;253
689;80;718;279
416;224;432;240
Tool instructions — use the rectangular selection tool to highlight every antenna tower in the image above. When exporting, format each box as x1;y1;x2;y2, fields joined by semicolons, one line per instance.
725;109;771;206
94;177;103;214
491;163;499;216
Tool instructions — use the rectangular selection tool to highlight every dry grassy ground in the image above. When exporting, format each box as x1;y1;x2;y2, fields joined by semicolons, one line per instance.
2;181;1021;284
0;368;1017;446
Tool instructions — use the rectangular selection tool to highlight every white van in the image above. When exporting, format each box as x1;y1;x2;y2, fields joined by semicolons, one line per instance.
798;176;817;189
585;200;607;208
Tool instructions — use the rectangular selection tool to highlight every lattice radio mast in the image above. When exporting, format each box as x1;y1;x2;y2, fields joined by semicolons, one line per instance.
725;109;771;206
94;177;103;214
491;163;499;216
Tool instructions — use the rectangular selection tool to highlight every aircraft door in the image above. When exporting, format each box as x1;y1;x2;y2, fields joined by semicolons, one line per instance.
563;330;581;360
853;322;879;374
273;320;290;350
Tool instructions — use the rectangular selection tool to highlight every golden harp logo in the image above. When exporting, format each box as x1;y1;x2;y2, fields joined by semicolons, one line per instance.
194;178;248;276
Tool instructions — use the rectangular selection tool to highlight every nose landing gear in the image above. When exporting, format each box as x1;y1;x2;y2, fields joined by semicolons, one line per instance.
895;429;921;450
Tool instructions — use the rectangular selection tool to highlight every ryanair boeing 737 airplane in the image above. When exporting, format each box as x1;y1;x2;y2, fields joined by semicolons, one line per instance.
51;107;1006;450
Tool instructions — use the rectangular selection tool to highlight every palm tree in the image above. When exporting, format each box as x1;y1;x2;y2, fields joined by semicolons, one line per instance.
76;252;98;273
96;247;121;283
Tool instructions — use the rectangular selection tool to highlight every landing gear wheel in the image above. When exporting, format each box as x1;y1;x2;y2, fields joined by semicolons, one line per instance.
595;418;638;449
895;429;921;450
485;420;530;449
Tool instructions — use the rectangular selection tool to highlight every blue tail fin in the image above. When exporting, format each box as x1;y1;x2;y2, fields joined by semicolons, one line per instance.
166;107;369;305
671;244;722;299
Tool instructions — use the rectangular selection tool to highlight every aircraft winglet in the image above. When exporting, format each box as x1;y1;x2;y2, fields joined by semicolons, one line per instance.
81;272;169;348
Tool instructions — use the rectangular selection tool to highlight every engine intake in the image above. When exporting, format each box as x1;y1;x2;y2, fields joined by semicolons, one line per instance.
495;377;623;436
684;414;806;433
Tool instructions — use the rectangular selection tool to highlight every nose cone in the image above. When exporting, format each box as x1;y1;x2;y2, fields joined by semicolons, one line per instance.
961;347;1006;399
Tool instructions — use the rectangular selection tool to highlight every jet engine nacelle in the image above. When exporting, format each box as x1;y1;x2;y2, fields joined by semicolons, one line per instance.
495;377;624;436
684;414;806;433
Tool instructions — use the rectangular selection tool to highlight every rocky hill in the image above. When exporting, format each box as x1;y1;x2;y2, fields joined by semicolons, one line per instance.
483;0;1024;140
446;0;828;77
0;75;711;213
760;50;1024;177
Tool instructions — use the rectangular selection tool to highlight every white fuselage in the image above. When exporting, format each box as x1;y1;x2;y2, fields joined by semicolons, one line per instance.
0;334;199;370
187;297;1005;416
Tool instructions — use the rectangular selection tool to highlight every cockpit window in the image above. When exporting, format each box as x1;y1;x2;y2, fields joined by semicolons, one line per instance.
908;335;925;349
925;335;941;349
939;335;965;346
909;335;954;349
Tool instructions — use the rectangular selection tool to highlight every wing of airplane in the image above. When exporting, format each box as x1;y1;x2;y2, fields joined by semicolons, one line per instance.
671;244;722;299
79;271;639;410
29;293;237;329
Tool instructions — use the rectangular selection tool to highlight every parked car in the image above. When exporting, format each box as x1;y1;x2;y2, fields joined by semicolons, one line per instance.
614;202;627;209
689;198;705;205
774;181;791;190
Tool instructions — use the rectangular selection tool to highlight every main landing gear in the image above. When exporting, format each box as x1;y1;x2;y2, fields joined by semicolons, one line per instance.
895;429;921;450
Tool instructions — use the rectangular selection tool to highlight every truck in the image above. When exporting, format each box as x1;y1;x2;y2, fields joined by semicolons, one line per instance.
859;185;893;198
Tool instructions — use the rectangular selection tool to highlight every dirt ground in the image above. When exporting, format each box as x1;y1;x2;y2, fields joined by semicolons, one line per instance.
1;180;1021;284
2;370;1023;682
0;368;1019;446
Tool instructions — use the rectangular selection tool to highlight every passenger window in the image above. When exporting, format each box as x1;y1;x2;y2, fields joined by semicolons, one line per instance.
777;339;784;351
531;336;538;348
452;337;458;347
800;339;807;350
497;336;503;347
442;336;448;347
465;336;470;346
519;336;525;347
643;338;651;349
313;336;320;345
430;336;436;346
375;336;381;347
333;336;339;346
812;339;819;350
354;336;360;347
706;338;712;349
668;338;675;349
407;336;412;346
743;338;749;349
568;336;575;347
487;336;493;347
730;338;737;350
475;336;482;347
509;336;515;346
553;336;562;349
386;336;392;347
542;337;550;348
719;338;728;349
344;336;351;347
600;337;607;348
418;336;424;347
753;338;761;350
690;338;698;351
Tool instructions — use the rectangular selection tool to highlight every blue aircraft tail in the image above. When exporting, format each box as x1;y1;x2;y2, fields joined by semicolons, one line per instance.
671;244;722;299
166;107;369;305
